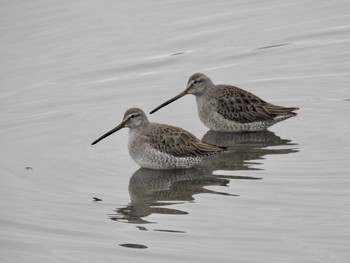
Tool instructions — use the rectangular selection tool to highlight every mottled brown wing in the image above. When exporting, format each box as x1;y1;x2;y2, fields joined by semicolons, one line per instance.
216;85;297;123
145;124;225;157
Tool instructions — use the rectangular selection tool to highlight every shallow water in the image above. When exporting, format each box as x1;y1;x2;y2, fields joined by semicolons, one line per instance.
1;1;350;262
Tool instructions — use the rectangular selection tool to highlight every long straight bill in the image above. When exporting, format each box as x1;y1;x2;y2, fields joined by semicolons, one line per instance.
149;90;187;114
91;123;124;145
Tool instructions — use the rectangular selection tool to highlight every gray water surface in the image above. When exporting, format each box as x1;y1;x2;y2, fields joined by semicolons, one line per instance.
1;1;350;262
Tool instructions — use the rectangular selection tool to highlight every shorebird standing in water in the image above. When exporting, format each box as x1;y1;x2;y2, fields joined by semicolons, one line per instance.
150;73;299;132
92;108;226;170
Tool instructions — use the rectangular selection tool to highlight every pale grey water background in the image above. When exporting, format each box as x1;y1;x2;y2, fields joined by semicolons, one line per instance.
1;1;350;262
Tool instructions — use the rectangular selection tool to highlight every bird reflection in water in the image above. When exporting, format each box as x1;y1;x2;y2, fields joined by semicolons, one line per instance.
109;167;259;225
200;130;298;171
109;130;297;227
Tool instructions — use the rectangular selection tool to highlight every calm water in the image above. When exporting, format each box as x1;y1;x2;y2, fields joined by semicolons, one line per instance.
1;1;350;262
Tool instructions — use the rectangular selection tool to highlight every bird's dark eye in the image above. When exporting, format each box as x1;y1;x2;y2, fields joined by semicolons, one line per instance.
130;114;136;119
193;80;199;85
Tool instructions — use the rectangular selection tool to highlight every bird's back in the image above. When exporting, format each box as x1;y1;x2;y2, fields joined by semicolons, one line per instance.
214;84;299;123
144;123;226;157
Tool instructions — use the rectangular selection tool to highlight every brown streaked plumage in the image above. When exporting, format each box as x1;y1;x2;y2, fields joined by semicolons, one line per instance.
150;73;299;131
92;108;226;170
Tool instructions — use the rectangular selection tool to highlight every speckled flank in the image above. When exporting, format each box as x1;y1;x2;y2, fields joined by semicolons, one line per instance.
128;144;203;169
197;99;296;132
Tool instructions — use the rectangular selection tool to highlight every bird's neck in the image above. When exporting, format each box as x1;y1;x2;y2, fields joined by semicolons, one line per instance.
198;84;215;98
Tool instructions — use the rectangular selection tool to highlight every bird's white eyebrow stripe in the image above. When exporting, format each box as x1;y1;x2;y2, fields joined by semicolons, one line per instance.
127;113;138;118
